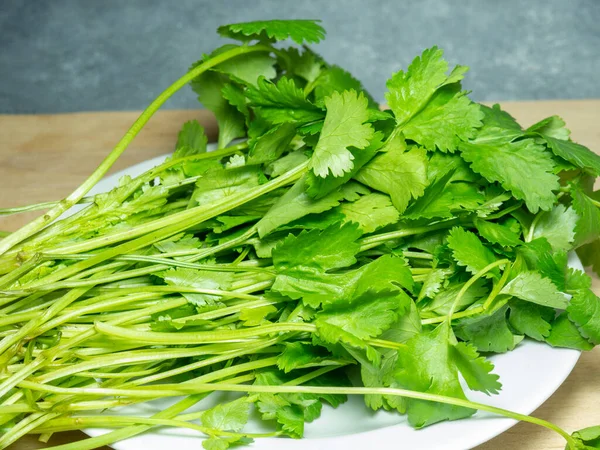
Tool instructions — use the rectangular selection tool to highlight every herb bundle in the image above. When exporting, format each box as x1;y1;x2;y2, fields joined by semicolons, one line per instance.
1;19;600;450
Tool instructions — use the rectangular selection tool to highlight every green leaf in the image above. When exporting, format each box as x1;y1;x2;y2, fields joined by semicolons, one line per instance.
546;312;594;351
277;342;351;373
540;135;600;176
508;300;554;341
393;322;475;427
385;46;466;127
451;342;502;394
565;267;592;293
218;19;326;44
460;127;559;213
239;304;277;326
192;166;261;206
272;222;362;274
577;239;600;277
456;305;522;353
282;47;323;84
315;290;405;361
305;131;384;199
518;238;566;291
526;115;570;140
479;104;522;130
417;269;452;302
447;227;499;277
309;90;374;178
567;288;600;345
266;150;310;178
404;171;484;220
501;271;568;309
248;123;296;164
338;193;400;233
214;53;277;86
572;425;600;449
532;204;577;251
173;120;208;158
257;176;355;237
313;65;378;108
401;85;483;153
571;186;600;248
201;397;250;432
423;279;487;315
354;143;429;213
474;218;522;247
190;71;245;148
246;77;324;125
157;268;233;307
379;299;423;344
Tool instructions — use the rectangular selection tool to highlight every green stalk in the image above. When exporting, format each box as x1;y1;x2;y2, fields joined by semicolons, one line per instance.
0;44;273;257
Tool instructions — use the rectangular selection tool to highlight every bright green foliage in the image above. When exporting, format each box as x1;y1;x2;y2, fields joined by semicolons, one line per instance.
218;19;326;44
309;90;374;178
501;271;569;309
201;397;250;432
3;18;599;450
355;143;429;213
568;289;600;345
338;192;400;233
460;126;559;213
246;77;324;125
447;227;499;277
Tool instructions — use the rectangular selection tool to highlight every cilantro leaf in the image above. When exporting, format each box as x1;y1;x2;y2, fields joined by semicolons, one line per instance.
272;222;362;274
456;305;522;353
277;342;351;373
201;397;249;432
256;176;357;237
385;46;465;127
479;104;522;130
190;70;245;148
191;166;261;206
450;342;502;395
306;131;384;199
401;85;483;153
393;322;475;427
567;288;600;345
460;126;559;213
218;19;325;44
246;77;324;125
214;52;277;86
355;143;429;213
338;192;400;233
313;66;378;108
508;300;554;341
309;90;374;178
546;312;594;351
474;218;522;247
571;186;600;247
518;238;567;291
447;227;499;277
247;123;296;164
282;47;323;83
539;135;600;176
173;120;208;158
315;289;404;350
422;279;487;315
157;268;233;307
501;271;568;309
532;204;577;251
526;115;570;140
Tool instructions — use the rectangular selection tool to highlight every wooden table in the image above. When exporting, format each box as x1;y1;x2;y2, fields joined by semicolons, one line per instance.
1;101;599;450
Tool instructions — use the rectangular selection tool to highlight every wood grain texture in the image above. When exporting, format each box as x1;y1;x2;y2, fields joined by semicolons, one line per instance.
1;100;599;450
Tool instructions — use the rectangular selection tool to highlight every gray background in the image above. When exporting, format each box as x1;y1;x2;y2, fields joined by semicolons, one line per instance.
1;0;599;114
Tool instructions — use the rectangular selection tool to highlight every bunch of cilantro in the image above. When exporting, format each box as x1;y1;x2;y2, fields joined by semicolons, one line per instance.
1;19;600;450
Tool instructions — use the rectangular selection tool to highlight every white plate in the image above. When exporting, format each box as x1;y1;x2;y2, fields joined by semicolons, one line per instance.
79;153;581;450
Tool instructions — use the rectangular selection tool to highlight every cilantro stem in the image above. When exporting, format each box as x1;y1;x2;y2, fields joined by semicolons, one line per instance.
359;219;460;251
0;44;272;257
526;211;545;242
446;259;509;325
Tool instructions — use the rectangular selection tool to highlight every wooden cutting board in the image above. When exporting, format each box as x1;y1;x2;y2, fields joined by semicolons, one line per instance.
1;100;600;450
